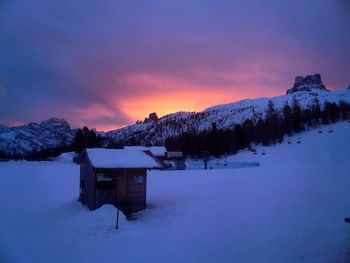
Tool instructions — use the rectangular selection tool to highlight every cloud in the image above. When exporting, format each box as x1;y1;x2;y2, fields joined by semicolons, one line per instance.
0;0;349;130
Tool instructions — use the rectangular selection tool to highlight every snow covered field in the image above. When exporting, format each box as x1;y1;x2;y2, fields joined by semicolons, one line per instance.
1;122;350;262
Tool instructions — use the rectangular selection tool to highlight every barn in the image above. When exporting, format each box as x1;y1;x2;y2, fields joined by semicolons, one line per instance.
124;146;167;161
123;146;185;170
79;148;160;216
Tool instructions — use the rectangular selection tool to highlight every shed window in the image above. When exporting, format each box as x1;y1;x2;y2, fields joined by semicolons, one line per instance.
97;173;113;182
133;175;144;184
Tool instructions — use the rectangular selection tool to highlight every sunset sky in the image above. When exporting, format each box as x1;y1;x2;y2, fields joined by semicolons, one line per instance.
0;0;349;131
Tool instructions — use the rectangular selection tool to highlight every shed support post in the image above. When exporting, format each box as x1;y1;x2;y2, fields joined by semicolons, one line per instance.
116;208;120;230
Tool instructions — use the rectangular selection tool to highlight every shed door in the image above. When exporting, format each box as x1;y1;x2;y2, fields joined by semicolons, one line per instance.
96;173;115;206
115;176;126;205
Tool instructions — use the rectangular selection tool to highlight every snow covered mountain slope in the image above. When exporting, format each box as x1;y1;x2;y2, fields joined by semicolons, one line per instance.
204;86;350;127
104;75;350;145
0;118;75;157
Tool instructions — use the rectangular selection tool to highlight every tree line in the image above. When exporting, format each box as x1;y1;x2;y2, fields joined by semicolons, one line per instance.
165;99;350;157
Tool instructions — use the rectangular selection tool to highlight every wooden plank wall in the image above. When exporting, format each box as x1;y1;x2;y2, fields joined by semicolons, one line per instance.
92;168;148;213
79;152;96;210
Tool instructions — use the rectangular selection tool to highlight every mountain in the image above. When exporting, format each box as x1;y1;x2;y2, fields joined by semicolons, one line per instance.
0;118;75;157
103;74;350;145
1;74;349;157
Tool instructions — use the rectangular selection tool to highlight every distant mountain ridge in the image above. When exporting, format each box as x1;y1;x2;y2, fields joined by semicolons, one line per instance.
0;74;349;157
103;74;350;146
0;118;75;157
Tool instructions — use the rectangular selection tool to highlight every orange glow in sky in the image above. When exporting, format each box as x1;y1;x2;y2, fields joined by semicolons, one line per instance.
83;69;283;131
119;90;236;122
112;69;279;129
117;88;270;130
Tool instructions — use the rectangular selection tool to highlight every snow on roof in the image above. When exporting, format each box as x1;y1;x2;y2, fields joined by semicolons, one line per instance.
86;148;160;168
147;146;167;156
124;146;167;157
123;146;148;151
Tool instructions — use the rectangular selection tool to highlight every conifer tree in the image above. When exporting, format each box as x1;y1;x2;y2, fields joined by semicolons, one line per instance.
282;103;292;135
73;129;85;153
265;100;280;144
242;119;254;148
291;97;302;132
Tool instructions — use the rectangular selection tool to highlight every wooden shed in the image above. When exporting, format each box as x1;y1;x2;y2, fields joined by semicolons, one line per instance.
79;148;160;216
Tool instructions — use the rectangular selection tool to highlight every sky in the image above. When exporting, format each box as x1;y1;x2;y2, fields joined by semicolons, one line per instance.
0;0;349;131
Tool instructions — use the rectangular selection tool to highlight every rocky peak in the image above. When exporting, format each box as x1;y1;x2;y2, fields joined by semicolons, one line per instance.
143;112;159;123
286;74;329;94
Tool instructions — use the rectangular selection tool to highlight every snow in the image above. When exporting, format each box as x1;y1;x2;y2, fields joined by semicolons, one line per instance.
55;152;76;163
123;146;167;157
86;148;160;168
1;121;350;262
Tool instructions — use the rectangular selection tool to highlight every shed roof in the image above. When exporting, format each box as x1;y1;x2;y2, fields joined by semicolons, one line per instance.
123;146;167;157
86;148;160;169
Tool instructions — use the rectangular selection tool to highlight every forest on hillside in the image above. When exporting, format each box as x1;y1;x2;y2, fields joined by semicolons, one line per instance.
165;99;350;157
